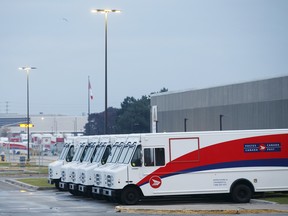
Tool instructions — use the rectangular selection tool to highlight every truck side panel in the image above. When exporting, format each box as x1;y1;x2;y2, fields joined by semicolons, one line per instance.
137;133;288;196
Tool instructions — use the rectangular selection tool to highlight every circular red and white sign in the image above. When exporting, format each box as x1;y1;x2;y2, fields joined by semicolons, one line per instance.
149;176;162;189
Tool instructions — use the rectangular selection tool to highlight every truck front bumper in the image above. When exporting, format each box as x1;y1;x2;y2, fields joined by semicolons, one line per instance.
78;185;91;194
69;183;79;192
102;188;121;198
59;182;69;190
48;179;54;185
92;186;103;195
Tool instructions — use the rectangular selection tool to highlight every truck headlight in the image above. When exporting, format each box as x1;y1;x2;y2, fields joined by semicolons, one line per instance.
80;172;85;184
107;175;114;187
71;171;76;182
95;173;101;186
61;171;66;181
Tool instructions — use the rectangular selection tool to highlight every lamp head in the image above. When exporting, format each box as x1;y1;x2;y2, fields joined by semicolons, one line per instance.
91;9;121;14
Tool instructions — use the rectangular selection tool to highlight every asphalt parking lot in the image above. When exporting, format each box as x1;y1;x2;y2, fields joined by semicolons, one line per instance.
0;179;116;216
1;177;288;215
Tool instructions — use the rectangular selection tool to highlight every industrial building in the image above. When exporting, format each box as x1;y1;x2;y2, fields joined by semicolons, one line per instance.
150;76;288;132
0;114;87;136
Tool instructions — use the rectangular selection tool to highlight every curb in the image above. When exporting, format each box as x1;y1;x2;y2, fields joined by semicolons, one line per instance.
115;199;288;215
4;178;55;191
5;178;39;190
115;206;288;215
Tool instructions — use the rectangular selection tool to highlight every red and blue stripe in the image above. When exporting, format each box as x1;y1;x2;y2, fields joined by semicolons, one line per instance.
137;134;288;187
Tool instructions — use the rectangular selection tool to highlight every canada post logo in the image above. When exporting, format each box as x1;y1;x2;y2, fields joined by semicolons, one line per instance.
244;143;281;153
149;176;162;189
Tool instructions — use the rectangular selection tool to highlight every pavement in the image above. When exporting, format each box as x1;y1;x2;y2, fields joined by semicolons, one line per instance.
4;178;288;215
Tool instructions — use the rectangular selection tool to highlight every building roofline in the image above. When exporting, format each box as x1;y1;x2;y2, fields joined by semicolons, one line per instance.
150;75;288;97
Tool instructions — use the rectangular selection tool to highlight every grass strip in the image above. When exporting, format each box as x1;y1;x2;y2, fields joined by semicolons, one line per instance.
260;192;288;204
17;178;54;188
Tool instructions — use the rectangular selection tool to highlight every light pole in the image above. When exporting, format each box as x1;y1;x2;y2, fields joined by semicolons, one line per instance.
184;118;188;132
220;114;224;131
19;66;36;162
91;9;120;134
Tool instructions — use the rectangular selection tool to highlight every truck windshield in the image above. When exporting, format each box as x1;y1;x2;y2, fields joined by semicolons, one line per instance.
79;145;89;162
91;145;100;162
106;142;121;163
100;145;111;165
82;143;96;162
93;144;106;162
117;142;136;164
72;143;87;162
59;143;70;160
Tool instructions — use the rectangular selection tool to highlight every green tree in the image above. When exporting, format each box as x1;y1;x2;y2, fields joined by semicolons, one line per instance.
85;112;104;135
85;107;119;135
84;88;168;135
116;96;150;133
150;87;168;95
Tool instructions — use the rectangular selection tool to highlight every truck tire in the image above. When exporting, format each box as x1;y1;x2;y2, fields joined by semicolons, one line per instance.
231;184;252;203
69;189;80;196
121;187;140;205
54;181;60;190
92;194;104;200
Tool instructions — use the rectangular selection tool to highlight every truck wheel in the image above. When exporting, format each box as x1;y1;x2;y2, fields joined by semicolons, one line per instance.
55;181;60;190
92;194;104;200
121;187;140;205
231;184;252;203
69;189;80;196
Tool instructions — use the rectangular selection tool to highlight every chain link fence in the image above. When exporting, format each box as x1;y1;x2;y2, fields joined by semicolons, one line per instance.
0;143;62;166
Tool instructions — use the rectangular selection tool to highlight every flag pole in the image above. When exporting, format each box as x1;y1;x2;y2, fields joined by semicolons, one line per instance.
88;76;91;116
88;76;91;135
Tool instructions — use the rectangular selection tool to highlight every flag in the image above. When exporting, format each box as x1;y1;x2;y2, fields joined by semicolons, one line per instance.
89;79;93;100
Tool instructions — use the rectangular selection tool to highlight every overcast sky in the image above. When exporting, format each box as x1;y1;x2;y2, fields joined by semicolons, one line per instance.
0;0;287;116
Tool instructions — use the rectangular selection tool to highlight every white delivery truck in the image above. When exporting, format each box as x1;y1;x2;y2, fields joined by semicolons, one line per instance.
48;136;79;189
77;135;116;196
100;129;288;205
68;136;101;195
91;135;129;198
59;136;89;191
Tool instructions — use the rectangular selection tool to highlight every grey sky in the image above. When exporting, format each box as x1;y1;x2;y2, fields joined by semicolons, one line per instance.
0;0;287;116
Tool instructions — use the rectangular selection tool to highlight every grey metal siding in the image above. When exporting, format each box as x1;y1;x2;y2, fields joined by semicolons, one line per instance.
151;76;288;132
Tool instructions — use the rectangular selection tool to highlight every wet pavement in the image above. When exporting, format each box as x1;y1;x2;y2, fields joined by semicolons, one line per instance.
2;177;288;215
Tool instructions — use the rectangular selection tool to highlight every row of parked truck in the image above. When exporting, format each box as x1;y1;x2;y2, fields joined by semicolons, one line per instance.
48;129;288;205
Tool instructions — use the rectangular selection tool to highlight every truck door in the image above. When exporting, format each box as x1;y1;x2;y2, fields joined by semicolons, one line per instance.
127;144;142;183
142;137;199;195
142;147;166;177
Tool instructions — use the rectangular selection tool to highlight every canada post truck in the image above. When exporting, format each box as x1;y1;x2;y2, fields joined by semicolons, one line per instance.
59;136;89;191
68;136;101;195
91;135;130;197
74;135;113;196
78;135;126;196
99;129;288;204
48;137;79;189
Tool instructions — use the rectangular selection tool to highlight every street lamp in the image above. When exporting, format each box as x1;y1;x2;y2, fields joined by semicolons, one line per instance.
220;114;224;131
91;9;121;134
19;66;36;162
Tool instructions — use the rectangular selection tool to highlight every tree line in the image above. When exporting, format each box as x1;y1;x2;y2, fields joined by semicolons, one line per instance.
84;88;168;135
